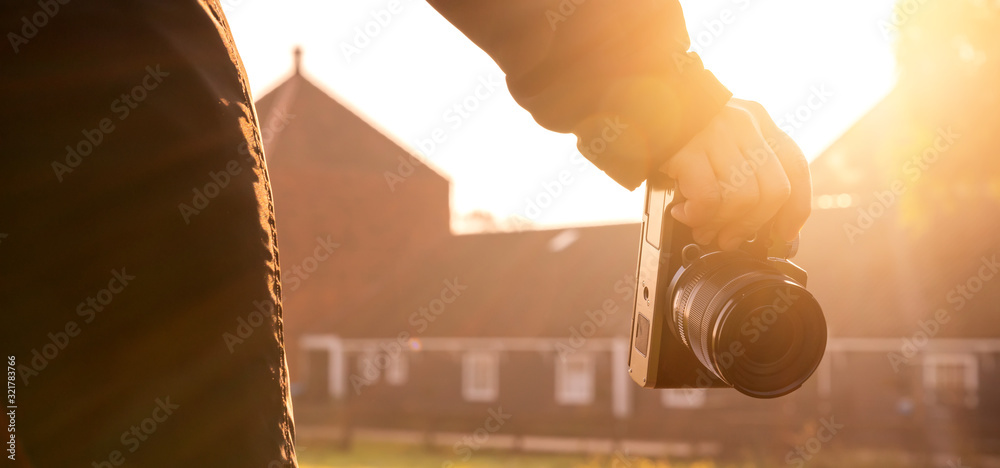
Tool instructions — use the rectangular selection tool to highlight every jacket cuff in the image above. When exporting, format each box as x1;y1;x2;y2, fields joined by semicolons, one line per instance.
573;62;733;191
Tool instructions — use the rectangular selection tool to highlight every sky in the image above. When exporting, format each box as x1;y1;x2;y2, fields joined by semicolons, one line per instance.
222;0;901;231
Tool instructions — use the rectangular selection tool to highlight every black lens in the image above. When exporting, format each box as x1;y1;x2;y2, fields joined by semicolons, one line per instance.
670;252;827;398
741;305;796;364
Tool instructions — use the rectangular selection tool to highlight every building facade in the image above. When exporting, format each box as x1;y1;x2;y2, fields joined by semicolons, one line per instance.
253;58;1000;461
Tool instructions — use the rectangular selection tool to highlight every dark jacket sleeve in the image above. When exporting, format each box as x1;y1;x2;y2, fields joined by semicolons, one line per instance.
427;0;733;190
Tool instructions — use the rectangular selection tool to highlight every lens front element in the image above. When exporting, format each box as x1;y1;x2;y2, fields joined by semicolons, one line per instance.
670;252;827;398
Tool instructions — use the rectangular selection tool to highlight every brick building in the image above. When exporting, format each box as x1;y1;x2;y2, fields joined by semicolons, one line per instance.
253;54;1000;461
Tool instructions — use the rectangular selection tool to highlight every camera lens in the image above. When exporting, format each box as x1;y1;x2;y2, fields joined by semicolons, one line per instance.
670;252;827;398
741;305;795;364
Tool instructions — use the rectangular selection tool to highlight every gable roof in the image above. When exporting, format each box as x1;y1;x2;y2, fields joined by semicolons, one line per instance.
254;66;448;181
795;87;1000;338
254;51;1000;343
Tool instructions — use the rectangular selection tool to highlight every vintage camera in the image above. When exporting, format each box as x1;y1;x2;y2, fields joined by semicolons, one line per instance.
627;174;827;398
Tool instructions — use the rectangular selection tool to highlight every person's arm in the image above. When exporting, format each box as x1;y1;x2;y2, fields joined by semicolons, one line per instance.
426;0;731;191
429;0;812;249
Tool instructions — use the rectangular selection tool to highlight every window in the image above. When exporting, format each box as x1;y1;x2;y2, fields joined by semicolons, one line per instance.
385;353;408;386
661;388;707;408
303;349;329;401
924;354;978;408
356;352;380;384
555;353;595;405
300;335;346;399
462;352;499;402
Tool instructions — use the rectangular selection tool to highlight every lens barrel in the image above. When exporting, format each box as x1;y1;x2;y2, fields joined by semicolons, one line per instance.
669;251;827;398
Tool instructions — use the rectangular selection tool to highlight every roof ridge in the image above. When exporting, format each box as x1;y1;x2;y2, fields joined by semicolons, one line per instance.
253;50;451;181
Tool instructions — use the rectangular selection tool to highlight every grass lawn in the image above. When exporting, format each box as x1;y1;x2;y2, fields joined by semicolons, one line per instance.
294;441;924;468
296;441;707;468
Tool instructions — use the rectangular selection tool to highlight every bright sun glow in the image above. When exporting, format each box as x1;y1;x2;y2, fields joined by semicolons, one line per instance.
223;0;899;231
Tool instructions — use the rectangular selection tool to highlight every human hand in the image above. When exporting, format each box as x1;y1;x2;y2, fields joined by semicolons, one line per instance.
660;98;812;251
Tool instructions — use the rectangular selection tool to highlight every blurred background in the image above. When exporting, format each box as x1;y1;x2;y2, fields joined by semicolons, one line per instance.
222;0;1000;466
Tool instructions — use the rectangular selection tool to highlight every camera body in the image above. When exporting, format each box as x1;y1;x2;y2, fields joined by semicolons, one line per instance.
627;174;827;398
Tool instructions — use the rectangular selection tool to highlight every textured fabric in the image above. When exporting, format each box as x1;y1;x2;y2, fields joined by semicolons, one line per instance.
428;0;734;190
0;1;296;466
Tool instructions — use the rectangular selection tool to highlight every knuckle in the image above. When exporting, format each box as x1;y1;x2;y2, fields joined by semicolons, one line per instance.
728;219;761;237
790;153;810;176
719;105;743;120
739;219;762;234
693;184;723;206
745;100;767;116
764;179;792;203
728;187;760;207
745;146;771;163
798;199;813;219
734;112;758;133
781;147;811;179
722;105;756;127
708;121;730;142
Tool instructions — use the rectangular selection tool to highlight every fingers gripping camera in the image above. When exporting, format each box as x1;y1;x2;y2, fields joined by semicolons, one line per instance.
628;175;827;398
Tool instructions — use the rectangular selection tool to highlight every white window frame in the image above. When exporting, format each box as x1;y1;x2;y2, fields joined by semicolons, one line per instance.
923;353;978;408
462;351;499;402
385;352;408;386
300;335;345;399
661;388;707;408
555;352;595;405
